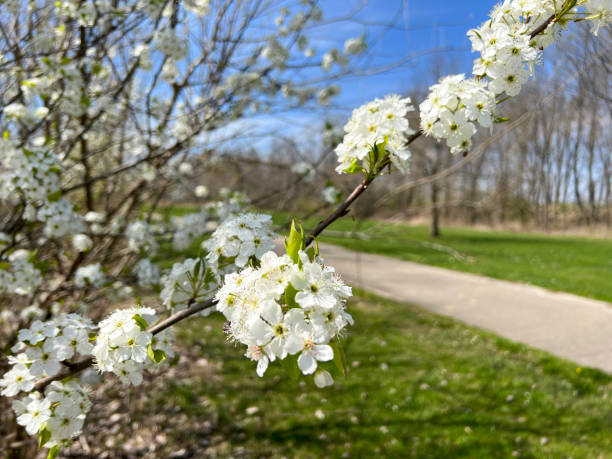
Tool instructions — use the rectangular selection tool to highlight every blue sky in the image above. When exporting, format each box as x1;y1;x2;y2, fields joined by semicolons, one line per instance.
226;0;502;152
319;0;495;108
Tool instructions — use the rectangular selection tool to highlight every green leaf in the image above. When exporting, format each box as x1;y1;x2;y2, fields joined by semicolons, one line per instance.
343;158;363;175
373;137;388;163
147;343;166;364
204;267;216;285
494;116;510;123
132;314;148;331
280;354;300;380
285;219;303;264
47;445;60;459
47;190;62;202
330;339;348;378
48;164;62;174
306;240;319;262
34;260;50;275
284;283;298;308
193;258;201;280
38;424;51;449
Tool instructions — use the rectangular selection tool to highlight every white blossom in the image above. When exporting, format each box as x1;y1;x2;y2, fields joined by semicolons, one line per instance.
195;185;209;198
467;0;557;98
322;185;341;204
585;0;612;35
15;392;51;435
420;74;495;154
215;250;352;383
1;314;94;396
343;36;366;55
75;263;106;288
314;370;334;388
172;212;207;251
203;213;277;274
42;381;91;448
37;199;85;239
0;249;43;296
92;306;170;385
291;161;316;181
125;220;158;255
335;95;415;173
72;233;93;252
133;258;161;287
154;28;188;60
0;364;36;396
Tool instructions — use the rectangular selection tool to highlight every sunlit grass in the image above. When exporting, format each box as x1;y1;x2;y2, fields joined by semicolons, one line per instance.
161;290;612;457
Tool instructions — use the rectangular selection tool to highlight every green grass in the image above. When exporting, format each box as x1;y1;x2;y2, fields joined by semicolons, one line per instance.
273;214;612;303
162;290;612;457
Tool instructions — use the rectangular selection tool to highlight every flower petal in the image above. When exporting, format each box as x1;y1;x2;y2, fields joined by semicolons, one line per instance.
256;356;269;377
298;351;317;375
313;344;334;362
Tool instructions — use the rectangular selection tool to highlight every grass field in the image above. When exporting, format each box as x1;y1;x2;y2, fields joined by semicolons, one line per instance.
160;290;612;457
143;207;612;456
271;215;612;303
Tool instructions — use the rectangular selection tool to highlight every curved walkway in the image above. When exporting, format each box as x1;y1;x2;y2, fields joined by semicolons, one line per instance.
319;243;612;373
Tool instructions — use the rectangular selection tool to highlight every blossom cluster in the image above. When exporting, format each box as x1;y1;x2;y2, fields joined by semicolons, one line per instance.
72;233;93;252
334;95;415;174
0;249;43;296
172;211;208;251
92;306;174;385
13;381;92;449
203;213;277;274
125;220;159;255
585;0;612;35
418;0;611;155
291;161;316;181
215;250;352;385
37;199;85;239
420;75;496;154
0;314;95;396
74;263;106;288
154;28;188;61
322;185;342;205
468;0;557;94
133;258;161;287
203;189;250;222
0;144;61;204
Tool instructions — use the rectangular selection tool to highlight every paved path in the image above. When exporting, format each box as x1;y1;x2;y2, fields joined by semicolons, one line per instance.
318;243;612;373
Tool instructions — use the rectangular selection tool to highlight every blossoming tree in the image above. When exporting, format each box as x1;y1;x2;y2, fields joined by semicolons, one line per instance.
0;0;610;456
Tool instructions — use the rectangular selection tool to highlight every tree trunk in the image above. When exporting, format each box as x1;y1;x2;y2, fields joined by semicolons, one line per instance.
430;181;441;238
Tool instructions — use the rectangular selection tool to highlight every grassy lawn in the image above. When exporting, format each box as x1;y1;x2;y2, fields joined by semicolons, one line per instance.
272;214;612;303
140;207;612;456
160;290;612;457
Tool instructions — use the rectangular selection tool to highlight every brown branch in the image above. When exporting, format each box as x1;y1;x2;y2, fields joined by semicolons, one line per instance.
303;129;423;248
529;14;556;39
